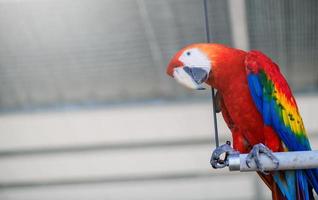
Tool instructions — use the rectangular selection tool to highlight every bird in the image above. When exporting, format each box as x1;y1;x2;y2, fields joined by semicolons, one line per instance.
166;43;318;200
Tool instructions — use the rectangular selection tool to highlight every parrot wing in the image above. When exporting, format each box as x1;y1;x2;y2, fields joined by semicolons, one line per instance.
245;51;318;199
245;50;310;151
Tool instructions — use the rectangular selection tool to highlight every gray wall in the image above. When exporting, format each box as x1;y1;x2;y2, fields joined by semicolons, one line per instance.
246;0;318;90
1;0;316;111
0;95;318;200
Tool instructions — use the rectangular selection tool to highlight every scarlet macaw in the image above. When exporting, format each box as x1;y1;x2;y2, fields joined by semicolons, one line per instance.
166;43;318;200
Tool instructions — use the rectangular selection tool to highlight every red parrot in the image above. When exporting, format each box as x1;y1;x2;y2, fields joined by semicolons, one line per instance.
166;43;318;200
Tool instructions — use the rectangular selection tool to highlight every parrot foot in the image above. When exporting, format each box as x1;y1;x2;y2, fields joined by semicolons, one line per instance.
246;143;279;174
210;141;239;169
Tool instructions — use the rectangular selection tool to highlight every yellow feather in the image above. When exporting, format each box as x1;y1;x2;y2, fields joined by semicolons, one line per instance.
291;120;297;134
282;109;289;127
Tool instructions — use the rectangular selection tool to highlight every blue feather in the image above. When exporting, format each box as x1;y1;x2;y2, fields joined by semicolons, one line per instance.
247;74;263;113
297;170;309;200
286;171;296;200
305;169;318;194
274;172;294;200
251;74;263;97
271;100;281;131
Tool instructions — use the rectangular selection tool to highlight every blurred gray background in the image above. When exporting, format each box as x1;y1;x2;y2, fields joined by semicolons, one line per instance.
0;0;317;199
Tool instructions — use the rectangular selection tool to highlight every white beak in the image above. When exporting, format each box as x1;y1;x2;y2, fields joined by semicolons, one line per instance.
173;67;208;90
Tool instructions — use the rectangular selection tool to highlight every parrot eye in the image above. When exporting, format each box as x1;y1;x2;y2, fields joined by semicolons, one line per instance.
186;51;191;56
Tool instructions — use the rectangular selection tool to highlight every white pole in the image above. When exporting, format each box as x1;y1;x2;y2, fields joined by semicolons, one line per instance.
227;0;250;51
228;150;318;172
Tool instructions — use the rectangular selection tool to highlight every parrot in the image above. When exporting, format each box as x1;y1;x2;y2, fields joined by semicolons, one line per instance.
166;43;318;200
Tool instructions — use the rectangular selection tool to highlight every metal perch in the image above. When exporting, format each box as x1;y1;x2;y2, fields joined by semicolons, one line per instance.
211;147;318;172
228;150;318;172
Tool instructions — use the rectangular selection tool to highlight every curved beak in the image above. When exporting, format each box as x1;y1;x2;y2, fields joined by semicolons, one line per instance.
173;66;208;90
167;57;210;90
166;51;183;77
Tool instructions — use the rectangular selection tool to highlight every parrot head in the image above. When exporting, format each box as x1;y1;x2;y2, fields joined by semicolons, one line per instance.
166;43;246;90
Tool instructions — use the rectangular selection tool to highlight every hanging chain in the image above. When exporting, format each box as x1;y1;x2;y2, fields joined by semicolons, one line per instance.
203;0;219;147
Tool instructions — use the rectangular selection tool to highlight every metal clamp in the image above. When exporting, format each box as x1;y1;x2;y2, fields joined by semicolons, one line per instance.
210;141;239;169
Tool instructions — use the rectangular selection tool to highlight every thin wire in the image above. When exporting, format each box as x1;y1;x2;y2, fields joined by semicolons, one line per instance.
203;0;219;147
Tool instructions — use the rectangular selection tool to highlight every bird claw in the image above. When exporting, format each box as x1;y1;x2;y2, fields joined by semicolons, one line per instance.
245;143;279;174
210;141;239;169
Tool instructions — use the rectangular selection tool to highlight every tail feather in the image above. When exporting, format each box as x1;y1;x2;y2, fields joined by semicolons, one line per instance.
305;169;318;195
259;170;317;200
258;173;286;200
296;170;310;200
273;171;295;200
272;180;287;200
257;172;274;189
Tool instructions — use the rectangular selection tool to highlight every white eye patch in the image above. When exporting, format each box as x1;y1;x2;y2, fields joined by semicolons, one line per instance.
179;48;211;73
